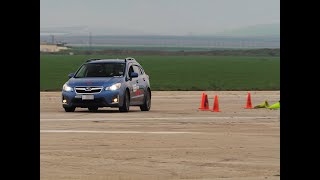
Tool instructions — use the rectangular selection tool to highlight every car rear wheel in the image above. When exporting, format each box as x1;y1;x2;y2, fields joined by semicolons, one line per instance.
140;90;151;111
88;107;98;112
64;107;75;112
119;91;130;112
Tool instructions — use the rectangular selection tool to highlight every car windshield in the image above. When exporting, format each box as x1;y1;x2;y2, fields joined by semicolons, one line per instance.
74;63;125;78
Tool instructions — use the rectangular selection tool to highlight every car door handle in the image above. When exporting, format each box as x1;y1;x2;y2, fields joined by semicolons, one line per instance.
143;78;145;81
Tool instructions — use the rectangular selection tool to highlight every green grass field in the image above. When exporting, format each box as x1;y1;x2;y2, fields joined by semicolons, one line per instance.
40;55;279;91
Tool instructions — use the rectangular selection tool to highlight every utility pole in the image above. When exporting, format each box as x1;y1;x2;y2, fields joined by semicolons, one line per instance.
89;32;92;52
51;35;54;44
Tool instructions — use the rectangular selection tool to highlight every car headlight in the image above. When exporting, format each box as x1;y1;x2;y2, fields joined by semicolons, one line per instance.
63;84;73;92
105;83;121;91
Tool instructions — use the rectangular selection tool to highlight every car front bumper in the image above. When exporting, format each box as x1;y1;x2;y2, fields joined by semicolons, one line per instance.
62;90;123;108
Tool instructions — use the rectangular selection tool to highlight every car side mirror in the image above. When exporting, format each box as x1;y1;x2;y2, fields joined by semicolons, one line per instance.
129;72;138;78
68;73;75;79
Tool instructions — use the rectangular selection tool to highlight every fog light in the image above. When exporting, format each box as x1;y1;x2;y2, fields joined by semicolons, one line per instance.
63;99;67;103
113;98;118;103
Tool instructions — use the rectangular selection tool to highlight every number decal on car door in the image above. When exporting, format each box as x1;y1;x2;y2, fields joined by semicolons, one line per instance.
132;84;139;92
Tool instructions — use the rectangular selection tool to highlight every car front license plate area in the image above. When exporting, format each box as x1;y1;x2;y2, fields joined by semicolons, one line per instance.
82;94;94;100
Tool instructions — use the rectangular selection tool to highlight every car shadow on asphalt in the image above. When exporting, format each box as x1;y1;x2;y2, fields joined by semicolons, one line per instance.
75;110;141;113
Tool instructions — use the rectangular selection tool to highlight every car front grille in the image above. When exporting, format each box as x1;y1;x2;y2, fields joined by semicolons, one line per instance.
75;86;103;94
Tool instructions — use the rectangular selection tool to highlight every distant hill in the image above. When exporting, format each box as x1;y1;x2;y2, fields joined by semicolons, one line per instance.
40;26;150;36
215;23;280;37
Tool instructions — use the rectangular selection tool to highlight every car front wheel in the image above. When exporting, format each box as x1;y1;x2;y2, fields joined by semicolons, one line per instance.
119;91;130;112
140;90;151;111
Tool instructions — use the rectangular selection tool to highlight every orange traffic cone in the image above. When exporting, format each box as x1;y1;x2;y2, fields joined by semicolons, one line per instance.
198;93;206;109
245;92;253;109
199;93;210;111
211;95;221;112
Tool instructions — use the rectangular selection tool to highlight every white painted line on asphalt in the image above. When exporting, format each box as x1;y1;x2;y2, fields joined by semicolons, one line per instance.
41;116;279;121
40;130;202;134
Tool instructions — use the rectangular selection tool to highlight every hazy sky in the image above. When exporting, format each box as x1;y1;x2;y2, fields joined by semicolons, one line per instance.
40;0;280;35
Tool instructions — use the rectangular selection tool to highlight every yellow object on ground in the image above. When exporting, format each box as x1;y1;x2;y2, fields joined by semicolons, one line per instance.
254;100;269;108
268;101;280;109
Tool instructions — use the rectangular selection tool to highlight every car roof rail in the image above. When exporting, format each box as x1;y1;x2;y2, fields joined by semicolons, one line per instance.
125;57;136;62
86;58;101;62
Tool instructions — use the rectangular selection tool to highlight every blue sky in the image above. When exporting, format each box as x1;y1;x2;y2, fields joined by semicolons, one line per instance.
40;0;280;35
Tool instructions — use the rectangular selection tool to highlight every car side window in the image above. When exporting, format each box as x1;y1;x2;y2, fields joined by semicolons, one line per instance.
138;66;144;74
128;65;134;76
133;65;141;75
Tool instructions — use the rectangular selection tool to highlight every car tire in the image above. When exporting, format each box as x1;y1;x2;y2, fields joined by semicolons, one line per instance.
64;107;75;112
140;89;151;111
88;107;98;112
119;91;130;112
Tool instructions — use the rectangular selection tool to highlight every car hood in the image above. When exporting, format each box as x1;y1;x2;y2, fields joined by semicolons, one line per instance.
67;77;123;87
